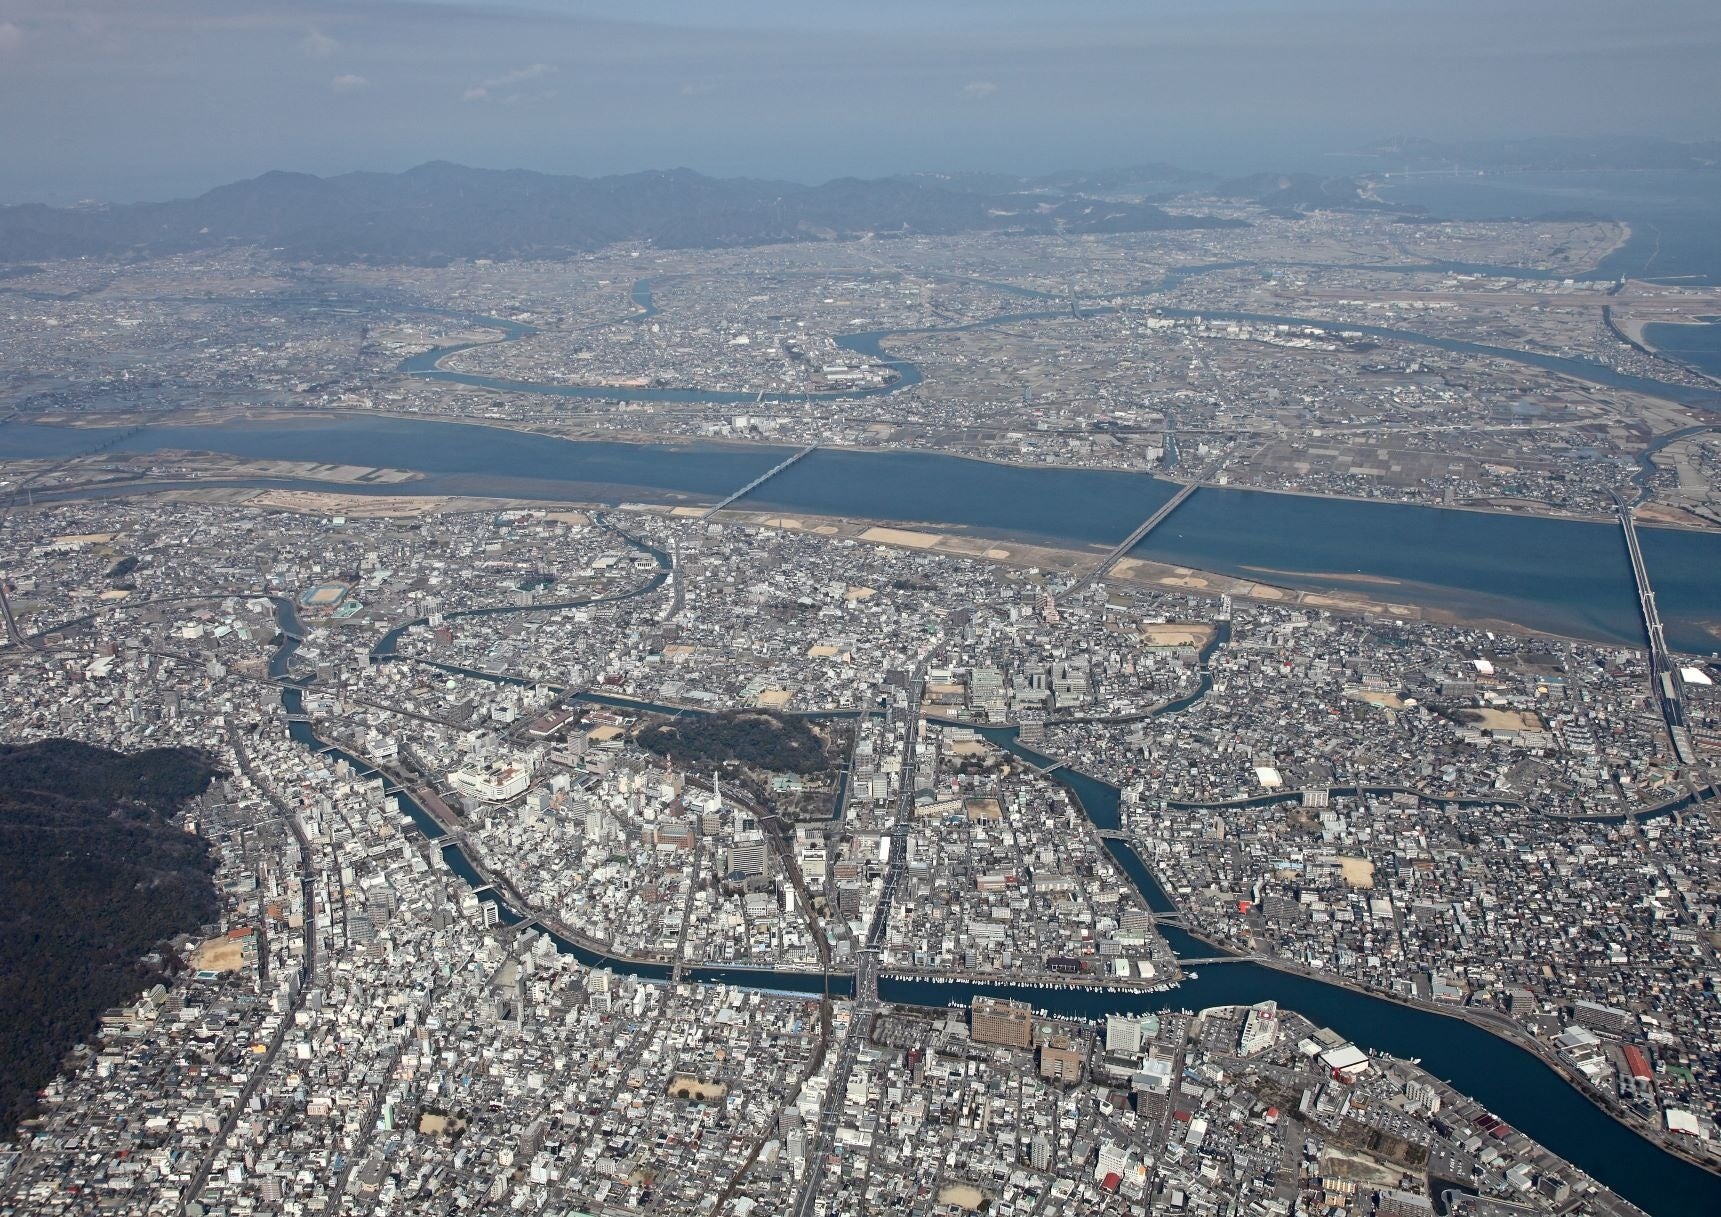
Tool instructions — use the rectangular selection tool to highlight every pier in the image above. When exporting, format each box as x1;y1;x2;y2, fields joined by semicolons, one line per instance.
700;443;818;519
1069;480;1199;593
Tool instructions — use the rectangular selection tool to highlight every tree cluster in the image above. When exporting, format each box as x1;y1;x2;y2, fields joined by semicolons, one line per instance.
0;740;221;1137
636;710;830;776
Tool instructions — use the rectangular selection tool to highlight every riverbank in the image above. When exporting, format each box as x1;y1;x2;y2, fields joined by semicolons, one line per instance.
4;461;1657;654
970;722;1721;1198
1241;946;1721;1180
1118;908;1719;1182
674;502;1627;649
10;409;1721;650
1152;866;1717;1174
29;403;1721;538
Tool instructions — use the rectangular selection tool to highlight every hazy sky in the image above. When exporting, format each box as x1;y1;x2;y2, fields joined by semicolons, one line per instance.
2;0;1718;203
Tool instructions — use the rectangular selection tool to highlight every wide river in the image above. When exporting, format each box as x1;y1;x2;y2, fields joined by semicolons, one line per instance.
6;416;1720;653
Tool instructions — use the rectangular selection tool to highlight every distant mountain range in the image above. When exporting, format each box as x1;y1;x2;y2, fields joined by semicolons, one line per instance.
898;162;1219;198
5;139;1709;266
0;161;1250;266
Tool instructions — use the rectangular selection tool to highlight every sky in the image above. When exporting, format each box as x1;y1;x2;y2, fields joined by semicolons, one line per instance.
1;0;1718;204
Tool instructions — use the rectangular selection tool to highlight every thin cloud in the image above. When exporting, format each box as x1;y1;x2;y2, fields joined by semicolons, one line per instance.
463;61;556;103
960;79;997;100
330;72;367;93
302;26;336;58
0;21;23;53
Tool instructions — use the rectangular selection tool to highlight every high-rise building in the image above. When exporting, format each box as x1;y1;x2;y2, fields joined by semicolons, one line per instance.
586;969;613;1013
1106;1013;1144;1056
728;832;770;879
1238;1001;1279;1056
970;997;1034;1048
1039;1041;1085;1084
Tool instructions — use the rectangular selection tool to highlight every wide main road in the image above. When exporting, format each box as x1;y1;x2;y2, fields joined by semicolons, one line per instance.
791;669;922;1217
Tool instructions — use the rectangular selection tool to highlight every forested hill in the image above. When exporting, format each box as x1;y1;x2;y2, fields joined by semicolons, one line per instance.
0;739;222;1138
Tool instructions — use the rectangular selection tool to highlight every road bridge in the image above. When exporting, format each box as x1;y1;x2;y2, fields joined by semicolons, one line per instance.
0;579;27;648
1069;481;1200;593
700;443;817;519
1615;493;1695;764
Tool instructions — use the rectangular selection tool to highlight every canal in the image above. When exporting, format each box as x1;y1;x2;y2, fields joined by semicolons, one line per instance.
263;598;1721;1216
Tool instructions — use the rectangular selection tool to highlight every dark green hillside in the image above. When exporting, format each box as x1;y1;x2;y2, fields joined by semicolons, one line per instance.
0;740;222;1138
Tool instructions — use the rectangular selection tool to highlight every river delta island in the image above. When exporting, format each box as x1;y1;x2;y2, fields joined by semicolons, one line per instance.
4;184;1721;1217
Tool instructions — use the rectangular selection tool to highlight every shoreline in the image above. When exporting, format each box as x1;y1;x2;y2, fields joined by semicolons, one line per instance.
1606;303;1721;392
1633;322;1721;392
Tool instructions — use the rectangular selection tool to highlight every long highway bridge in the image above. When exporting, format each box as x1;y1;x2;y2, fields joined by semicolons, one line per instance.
700;442;818;519
1614;492;1696;765
1068;480;1200;594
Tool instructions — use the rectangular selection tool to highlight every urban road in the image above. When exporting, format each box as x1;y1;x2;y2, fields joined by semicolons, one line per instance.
791;669;923;1217
230;443;1721;1214
168;727;321;1217
261;619;1721;1214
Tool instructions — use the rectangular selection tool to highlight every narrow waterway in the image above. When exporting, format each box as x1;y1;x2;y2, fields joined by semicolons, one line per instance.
397;277;1721;414
260;582;1721;1214
1154;306;1721;411
908;721;1721;1217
